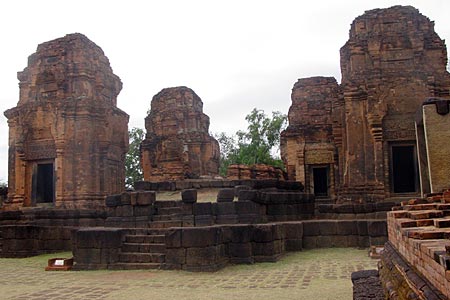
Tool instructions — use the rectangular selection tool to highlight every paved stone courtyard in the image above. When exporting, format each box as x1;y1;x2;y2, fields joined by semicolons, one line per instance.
0;248;377;300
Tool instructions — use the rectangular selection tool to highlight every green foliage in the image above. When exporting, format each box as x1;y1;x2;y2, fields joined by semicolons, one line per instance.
125;127;144;189
216;108;287;176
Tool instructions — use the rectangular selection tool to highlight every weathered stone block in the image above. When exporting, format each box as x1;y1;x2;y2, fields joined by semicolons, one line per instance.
215;215;238;224
194;215;214;226
357;220;369;236
166;248;186;265
234;185;251;197
136;191;156;206
186;246;219;266
252;224;274;242
234;201;260;215
367;220;387;237
228;242;252;258
283;222;303;239
285;239;303;251
214;202;236;215
226;225;252;243
182;227;217;247
336;220;358;235
302;221;320;236
165;229;182;248
238;190;259;202
181;189;197;203
193;203;212;215
105;194;121;207
252;240;282;256
133;205;154;217
217;188;235;202
302;236;317;249
75;228;123;249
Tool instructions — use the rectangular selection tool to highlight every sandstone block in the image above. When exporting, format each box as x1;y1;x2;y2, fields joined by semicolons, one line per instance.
181;189;197;203
216;188;235;202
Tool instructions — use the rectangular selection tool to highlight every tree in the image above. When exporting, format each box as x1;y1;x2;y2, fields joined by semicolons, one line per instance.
216;108;287;176
125;127;144;189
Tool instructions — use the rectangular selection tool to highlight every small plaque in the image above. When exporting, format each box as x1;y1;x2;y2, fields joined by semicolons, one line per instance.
54;259;65;266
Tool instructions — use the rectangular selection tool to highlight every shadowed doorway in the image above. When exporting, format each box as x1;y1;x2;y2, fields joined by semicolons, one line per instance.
32;162;54;204
391;145;417;193
312;166;329;197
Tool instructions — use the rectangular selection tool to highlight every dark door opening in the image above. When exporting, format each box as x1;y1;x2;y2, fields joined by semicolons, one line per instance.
34;163;54;203
313;167;329;197
392;145;417;193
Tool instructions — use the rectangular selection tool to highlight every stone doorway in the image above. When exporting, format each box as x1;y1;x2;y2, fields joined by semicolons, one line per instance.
312;166;329;197
32;162;55;204
391;145;417;193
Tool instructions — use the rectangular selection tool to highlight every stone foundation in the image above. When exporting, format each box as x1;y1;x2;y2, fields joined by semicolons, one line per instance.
72;219;387;271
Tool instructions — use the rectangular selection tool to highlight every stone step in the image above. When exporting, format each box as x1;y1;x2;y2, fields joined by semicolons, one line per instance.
148;220;183;229
109;262;163;270
119;252;166;263
122;242;166;253
157;207;183;215
124;234;165;244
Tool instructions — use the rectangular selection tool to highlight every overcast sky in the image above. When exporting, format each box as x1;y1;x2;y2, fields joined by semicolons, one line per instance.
0;0;449;183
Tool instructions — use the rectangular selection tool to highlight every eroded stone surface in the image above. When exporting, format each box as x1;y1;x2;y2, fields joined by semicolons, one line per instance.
4;33;129;209
226;164;286;180
141;86;219;181
281;6;450;202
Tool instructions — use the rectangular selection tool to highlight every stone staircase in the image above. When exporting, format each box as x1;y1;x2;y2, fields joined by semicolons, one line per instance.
110;229;168;270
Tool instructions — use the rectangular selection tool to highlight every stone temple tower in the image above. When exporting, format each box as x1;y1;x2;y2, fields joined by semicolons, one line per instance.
4;33;129;209
141;86;220;181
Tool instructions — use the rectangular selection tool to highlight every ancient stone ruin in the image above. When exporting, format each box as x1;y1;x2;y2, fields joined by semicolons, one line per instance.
281;5;450;203
3;33;129;209
141;87;220;181
226;164;286;180
1;6;450;300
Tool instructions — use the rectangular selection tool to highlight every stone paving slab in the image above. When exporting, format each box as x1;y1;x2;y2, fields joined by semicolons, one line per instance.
0;248;378;300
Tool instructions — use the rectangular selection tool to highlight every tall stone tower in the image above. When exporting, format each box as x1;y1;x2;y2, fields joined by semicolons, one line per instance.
141;86;220;181
281;6;450;202
4;33;129;209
